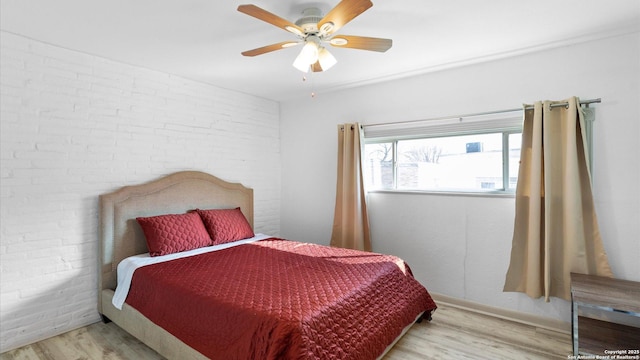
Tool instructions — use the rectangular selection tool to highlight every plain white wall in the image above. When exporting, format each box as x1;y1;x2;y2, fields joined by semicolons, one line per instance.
280;31;640;323
0;31;281;352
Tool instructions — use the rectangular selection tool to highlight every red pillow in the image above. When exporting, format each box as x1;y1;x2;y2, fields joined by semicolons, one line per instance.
195;207;254;245
136;212;212;256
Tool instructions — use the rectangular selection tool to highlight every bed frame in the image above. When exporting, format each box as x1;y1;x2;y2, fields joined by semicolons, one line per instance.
98;171;422;359
98;171;252;359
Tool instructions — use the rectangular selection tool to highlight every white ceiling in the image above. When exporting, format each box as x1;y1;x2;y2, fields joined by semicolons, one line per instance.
2;0;639;102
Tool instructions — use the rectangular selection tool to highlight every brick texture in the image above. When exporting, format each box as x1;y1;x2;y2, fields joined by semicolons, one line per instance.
0;31;281;351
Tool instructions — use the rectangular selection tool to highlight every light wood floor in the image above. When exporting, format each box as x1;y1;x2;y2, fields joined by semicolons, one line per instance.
1;304;572;359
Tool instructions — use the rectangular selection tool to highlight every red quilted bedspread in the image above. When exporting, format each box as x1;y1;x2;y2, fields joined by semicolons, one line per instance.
126;238;436;359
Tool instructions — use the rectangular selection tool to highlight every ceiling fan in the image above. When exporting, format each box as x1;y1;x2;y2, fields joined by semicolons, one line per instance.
237;0;392;73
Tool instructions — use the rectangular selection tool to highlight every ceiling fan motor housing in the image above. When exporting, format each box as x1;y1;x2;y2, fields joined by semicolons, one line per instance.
295;8;323;33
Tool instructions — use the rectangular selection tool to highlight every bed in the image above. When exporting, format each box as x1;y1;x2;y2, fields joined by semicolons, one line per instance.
98;171;436;359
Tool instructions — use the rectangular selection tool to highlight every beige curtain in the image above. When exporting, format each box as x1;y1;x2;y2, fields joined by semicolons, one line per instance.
330;123;371;251
503;97;613;302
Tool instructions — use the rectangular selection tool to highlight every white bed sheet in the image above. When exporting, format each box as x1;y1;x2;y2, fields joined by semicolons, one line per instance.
112;233;272;310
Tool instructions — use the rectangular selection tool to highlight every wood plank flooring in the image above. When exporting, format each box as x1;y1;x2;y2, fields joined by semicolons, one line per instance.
384;304;572;359
1;304;572;359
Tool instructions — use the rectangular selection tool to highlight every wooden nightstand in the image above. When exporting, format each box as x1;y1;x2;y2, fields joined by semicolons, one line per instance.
570;272;640;356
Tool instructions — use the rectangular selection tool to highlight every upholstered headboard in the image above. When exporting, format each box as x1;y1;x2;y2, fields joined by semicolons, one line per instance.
98;171;253;313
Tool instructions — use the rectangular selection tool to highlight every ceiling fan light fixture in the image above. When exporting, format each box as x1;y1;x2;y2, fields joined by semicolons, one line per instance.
292;54;311;72
317;47;337;71
292;36;320;72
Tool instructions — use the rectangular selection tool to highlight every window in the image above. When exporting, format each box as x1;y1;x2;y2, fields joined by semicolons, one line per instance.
362;112;523;193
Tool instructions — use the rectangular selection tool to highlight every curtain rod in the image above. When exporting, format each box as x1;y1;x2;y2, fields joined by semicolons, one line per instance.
524;97;601;111
363;98;601;128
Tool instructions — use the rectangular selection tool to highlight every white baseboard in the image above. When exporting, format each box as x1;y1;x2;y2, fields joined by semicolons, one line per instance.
430;292;571;335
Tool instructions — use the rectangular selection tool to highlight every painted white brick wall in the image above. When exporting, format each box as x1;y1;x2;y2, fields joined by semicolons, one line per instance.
0;31;281;352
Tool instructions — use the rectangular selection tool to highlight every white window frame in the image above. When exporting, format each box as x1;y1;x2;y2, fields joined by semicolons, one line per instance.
362;111;524;195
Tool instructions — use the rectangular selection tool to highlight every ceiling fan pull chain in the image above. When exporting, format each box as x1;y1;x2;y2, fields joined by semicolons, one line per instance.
302;69;317;98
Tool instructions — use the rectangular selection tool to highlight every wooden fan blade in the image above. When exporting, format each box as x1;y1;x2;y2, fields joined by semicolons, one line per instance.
311;61;323;72
238;4;304;36
241;41;299;57
329;35;392;52
317;0;373;36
